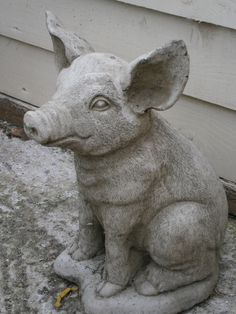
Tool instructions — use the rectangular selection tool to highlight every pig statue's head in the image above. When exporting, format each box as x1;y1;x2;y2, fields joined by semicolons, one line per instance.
24;11;189;156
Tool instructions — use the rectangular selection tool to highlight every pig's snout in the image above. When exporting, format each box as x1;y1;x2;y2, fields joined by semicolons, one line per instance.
24;107;73;144
24;111;51;143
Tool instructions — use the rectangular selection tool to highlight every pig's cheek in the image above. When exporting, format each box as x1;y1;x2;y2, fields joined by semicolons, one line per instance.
73;117;92;138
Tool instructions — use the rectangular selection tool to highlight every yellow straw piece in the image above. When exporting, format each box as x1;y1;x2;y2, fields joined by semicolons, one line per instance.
54;287;79;309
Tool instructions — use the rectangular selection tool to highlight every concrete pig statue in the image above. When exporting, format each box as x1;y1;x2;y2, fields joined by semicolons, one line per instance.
24;12;228;314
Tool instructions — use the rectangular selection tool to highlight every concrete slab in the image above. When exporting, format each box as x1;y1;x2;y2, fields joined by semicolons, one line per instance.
0;129;235;313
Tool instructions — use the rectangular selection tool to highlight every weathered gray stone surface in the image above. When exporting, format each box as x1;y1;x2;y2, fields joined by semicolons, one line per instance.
0;129;81;314
0;133;236;314
0;130;235;313
22;11;229;313
22;11;229;314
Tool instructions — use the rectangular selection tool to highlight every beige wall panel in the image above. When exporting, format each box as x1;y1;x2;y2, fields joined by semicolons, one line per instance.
0;35;56;106
0;33;235;181
0;0;236;111
116;0;236;30
163;96;236;182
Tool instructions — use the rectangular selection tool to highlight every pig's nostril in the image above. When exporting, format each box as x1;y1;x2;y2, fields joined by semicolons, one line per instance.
27;127;38;137
23;111;47;142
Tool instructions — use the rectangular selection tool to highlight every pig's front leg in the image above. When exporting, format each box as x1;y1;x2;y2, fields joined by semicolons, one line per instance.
68;198;104;261
97;204;145;297
98;233;145;297
97;232;131;297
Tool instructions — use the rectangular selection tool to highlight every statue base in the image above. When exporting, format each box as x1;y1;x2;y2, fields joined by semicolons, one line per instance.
54;251;217;314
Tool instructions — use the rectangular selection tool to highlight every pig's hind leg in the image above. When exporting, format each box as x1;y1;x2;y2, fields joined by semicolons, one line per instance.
134;201;218;296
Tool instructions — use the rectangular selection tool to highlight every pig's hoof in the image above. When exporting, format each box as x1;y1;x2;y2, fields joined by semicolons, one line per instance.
134;278;159;296
134;271;159;296
67;243;89;261
96;281;124;297
71;249;87;261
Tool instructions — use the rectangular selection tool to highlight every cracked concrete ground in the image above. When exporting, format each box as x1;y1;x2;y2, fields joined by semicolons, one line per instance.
0;129;236;314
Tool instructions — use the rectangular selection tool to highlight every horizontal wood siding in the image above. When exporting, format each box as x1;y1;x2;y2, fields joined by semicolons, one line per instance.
0;0;236;111
162;96;236;182
115;0;236;30
0;35;56;106
0;0;236;182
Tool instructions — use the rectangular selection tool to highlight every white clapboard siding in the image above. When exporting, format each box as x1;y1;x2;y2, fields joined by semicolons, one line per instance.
0;0;236;111
0;36;235;181
115;0;236;30
162;96;236;182
0;35;57;106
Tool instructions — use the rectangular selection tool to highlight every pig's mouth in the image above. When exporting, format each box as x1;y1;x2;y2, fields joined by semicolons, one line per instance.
46;135;91;148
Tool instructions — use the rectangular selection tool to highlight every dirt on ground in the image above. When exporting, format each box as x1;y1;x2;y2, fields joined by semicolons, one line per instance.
0;126;236;314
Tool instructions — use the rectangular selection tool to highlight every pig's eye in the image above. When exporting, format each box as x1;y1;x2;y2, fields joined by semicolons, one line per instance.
90;97;111;111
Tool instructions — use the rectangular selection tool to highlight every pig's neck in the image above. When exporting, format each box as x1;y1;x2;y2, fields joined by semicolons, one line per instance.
74;125;156;172
73;114;169;205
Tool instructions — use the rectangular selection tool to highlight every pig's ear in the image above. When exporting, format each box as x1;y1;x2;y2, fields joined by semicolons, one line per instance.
123;40;189;113
46;11;95;71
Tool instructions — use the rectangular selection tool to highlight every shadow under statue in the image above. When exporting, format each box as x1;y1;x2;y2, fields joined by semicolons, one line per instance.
23;11;228;314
